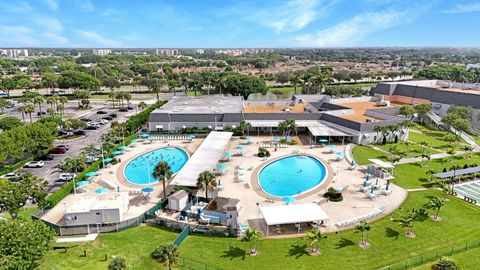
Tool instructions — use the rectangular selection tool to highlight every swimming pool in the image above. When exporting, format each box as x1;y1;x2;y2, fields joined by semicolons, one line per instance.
258;155;327;197
124;147;189;185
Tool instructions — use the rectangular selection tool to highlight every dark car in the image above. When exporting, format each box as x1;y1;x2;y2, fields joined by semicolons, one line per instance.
86;124;99;130
37;111;47;116
102;116;113;121
127;106;134;110
58;130;73;136
38;154;55;160
96;110;108;114
108;113;117;118
80;118;92;122
74;129;86;135
119;107;128;112
49;147;66;154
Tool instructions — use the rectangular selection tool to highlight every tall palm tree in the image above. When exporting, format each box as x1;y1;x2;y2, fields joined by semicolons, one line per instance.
168;79;178;96
138;101;147;111
109;90;117;108
196;170;217;199
153;161;173;199
17;105;26;122
354;221;371;247
424;196;445;220
23;104;35;123
242;228;262;255
32;95;45;116
305;228;327;254
151;243;179;270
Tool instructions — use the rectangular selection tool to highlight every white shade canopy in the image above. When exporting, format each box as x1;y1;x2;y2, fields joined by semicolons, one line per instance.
368;159;394;169
259;203;329;226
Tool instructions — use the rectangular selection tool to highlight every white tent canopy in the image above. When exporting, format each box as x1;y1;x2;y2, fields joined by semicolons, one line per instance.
259;203;330;226
368;159;394;169
171;131;233;187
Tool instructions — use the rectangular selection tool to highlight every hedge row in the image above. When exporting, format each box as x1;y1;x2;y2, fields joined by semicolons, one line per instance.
44;101;165;208
0;156;34;176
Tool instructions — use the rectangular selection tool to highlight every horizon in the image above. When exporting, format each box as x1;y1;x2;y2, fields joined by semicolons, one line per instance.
1;0;480;48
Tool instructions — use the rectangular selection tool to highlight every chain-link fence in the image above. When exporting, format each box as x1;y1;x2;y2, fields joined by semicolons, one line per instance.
178;257;223;270
380;239;480;270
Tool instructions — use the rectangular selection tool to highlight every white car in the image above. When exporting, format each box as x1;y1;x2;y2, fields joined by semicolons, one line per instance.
24;161;45;168
0;173;19;180
59;173;76;181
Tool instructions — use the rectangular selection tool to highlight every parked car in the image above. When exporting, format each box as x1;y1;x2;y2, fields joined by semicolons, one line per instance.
38;154;55;161
0;173;19;180
98;119;109;125
80;118;92;122
6;102;14;109
86;124;99;130
102;116;113;121
108;113;117;118
58;130;73;136
86;155;100;164
73;129;86;135
127;106;134;110
37;111;47;116
96;110;108;114
49;147;66;154
119;107;128;112
59;173;76;181
24;161;45;168
57;144;69;150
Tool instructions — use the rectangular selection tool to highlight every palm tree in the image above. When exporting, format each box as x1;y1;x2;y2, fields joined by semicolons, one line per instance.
424;196;445;220
17;105;26;122
168;79;178;96
23;104;35;123
393;211;418;237
32;95;44;116
138;101;147;112
304;228;327;255
151;243;179;270
109;90;118;108
152;79;165;105
277;118;297;137
239;120;252;136
241;228;262;255
290;71;303;95
46;96;57;111
354;221;371;247
196;170;216;199
153;161;173;199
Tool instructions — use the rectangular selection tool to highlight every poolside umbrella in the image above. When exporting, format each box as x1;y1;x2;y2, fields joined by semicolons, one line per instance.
246;136;254;141
335;151;344;157
141;187;154;193
282;196;296;204
187;134;196;139
216;164;229;170
327;144;336;149
139;133;150;138
130;139;140;143
95;187;109;194
103;157;113;163
112;151;123;155
273;137;282;142
85;171;98;177
75;180;90;187
118;145;128;150
319;139;328;143
223;152;233;157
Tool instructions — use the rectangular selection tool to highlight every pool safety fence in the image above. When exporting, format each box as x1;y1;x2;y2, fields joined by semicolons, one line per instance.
173;225;190;247
379;238;480;270
33;199;167;236
178;256;223;270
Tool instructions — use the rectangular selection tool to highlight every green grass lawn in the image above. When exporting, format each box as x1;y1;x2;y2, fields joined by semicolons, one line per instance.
376;142;440;158
352;145;388;165
393;152;480;189
0;206;38;220
40;191;480;270
412;247;480;270
409;124;466;149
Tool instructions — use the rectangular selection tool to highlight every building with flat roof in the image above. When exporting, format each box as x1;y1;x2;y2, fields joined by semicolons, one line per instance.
148;94;408;145
156;49;179;57
92;49;112;56
0;49;28;58
372;80;480;130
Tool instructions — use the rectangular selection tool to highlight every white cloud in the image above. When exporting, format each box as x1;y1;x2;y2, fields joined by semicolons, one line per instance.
43;32;68;44
252;0;326;33
74;30;121;47
0;25;37;46
295;10;410;47
34;17;63;33
75;0;94;12
0;25;32;34
443;3;480;14
44;0;59;11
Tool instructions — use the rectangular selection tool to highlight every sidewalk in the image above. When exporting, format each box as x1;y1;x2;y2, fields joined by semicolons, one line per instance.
56;233;99;243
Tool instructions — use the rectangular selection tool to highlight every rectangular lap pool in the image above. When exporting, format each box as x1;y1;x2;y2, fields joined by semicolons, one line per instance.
453;180;480;205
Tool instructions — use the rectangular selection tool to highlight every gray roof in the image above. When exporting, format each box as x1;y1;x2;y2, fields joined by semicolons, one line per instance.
433;166;480;179
243;113;322;121
204;196;240;213
153;95;243;114
169;190;188;200
148;113;170;122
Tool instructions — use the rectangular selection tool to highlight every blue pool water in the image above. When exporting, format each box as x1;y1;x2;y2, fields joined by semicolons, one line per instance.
124;147;189;185
258;155;327;197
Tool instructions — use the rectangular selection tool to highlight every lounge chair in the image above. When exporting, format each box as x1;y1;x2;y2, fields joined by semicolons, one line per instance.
198;215;210;224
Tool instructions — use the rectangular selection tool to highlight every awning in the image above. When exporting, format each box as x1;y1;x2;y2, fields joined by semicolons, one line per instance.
259;203;329;226
171;131;233;187
308;126;351;137
433;166;480;179
368;159;394;169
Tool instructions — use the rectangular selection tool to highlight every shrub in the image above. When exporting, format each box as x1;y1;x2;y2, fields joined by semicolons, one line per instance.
290;139;298;145
109;256;128;270
258;147;270;157
432;257;458;270
323;187;343;202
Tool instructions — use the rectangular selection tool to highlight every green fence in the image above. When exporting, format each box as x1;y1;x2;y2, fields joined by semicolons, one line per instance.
178;257;223;270
173;225;190;247
380;238;480;269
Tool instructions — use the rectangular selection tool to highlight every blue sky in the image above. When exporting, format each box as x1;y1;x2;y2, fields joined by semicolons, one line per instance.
0;0;480;48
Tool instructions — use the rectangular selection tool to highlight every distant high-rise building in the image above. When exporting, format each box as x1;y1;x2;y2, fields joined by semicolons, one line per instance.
0;49;29;58
194;49;204;54
92;49;112;56
156;49;178;57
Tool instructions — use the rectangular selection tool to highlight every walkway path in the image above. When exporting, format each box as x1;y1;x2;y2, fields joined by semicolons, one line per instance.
56;233;99;243
406;187;441;192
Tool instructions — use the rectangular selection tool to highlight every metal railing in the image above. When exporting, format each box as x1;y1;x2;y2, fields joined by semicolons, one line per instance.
173;225;190;247
380;238;480;270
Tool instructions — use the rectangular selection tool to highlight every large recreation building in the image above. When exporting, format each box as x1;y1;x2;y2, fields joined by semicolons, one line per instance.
148;94;409;145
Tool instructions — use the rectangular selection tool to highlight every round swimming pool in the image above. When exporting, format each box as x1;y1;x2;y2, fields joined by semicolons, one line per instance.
124;147;189;185
258;155;327;197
